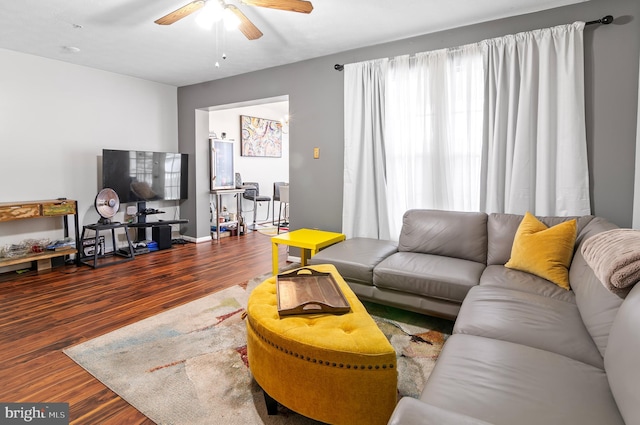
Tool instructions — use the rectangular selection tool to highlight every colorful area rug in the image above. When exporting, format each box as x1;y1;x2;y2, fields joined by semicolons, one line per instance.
256;224;288;236
64;271;451;424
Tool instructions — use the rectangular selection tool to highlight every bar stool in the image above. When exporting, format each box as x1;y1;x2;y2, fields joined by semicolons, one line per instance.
235;173;271;230
277;184;289;234
272;182;287;225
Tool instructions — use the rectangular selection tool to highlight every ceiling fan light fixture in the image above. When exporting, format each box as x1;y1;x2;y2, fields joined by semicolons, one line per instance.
195;1;223;29
154;0;307;40
223;7;241;30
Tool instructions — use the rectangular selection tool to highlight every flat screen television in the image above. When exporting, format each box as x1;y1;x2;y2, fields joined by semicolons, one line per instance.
102;149;189;203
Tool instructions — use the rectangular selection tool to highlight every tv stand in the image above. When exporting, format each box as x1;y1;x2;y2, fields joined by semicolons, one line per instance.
129;219;189;229
130;201;188;246
133;201;163;242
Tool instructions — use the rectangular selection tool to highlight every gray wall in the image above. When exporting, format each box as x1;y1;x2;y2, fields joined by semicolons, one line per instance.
178;0;640;238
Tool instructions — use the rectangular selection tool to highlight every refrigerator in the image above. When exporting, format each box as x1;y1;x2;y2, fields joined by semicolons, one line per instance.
210;138;235;190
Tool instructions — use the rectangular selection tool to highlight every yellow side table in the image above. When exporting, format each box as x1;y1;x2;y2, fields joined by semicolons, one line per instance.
271;228;345;275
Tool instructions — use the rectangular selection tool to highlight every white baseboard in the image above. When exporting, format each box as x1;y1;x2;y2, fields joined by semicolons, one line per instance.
181;235;211;243
287;255;301;263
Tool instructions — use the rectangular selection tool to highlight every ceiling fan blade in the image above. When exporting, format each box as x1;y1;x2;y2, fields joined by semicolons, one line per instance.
227;5;264;40
239;0;313;14
155;0;205;25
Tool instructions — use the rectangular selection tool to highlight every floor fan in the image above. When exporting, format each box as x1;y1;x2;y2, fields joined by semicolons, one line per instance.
94;188;120;224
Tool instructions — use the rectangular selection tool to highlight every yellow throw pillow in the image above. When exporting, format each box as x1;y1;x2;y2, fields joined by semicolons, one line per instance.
505;212;577;290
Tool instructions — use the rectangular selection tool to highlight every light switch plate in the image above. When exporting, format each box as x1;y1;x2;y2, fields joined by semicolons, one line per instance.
313;147;320;159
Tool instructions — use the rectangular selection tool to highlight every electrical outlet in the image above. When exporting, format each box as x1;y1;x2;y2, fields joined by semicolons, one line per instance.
313;147;320;159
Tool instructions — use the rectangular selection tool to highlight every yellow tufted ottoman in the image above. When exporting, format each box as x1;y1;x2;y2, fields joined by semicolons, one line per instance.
246;264;397;425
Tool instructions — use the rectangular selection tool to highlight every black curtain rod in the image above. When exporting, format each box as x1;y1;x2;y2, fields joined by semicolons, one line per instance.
586;15;614;25
334;15;614;71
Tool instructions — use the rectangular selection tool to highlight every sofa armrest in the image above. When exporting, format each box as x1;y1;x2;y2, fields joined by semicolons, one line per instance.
388;398;494;425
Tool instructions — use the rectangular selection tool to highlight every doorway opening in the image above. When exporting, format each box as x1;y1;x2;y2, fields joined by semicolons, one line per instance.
202;95;290;238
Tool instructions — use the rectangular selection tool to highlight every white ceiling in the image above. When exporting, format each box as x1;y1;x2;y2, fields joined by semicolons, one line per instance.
0;0;589;87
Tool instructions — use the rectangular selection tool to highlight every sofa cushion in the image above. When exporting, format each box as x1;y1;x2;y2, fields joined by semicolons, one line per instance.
569;217;623;358
605;283;640;425
398;209;487;264
454;286;603;368
307;238;397;286
373;252;483;303
388;398;493;425
480;265;576;303
421;334;624;425
487;213;594;266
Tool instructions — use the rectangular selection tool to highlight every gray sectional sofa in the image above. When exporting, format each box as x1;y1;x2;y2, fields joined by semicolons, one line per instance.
309;209;640;425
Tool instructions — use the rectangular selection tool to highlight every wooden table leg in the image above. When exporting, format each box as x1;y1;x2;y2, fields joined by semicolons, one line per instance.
263;390;278;415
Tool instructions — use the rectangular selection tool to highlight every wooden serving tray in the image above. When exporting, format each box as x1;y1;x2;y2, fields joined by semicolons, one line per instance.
277;268;351;316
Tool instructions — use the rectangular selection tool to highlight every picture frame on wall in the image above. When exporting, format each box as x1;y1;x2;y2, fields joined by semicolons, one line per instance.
240;115;282;157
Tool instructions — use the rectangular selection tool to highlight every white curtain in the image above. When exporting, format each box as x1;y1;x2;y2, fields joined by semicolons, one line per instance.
343;59;392;239
481;22;590;216
385;47;484;237
634;54;640;229
343;22;590;240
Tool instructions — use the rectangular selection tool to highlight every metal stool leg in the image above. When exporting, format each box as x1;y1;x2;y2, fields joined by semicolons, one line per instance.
252;194;257;229
277;202;283;234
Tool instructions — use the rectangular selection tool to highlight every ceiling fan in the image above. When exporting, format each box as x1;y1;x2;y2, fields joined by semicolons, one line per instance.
155;0;314;41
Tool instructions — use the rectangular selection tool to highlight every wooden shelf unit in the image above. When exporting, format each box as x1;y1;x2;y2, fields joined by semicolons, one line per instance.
0;199;80;271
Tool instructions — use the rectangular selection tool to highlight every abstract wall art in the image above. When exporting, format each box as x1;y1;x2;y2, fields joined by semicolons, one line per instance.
240;115;282;157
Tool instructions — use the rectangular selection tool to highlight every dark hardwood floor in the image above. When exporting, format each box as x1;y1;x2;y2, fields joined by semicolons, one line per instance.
0;231;289;424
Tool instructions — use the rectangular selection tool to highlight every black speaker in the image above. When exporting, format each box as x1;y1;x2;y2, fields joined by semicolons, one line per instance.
152;225;172;250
